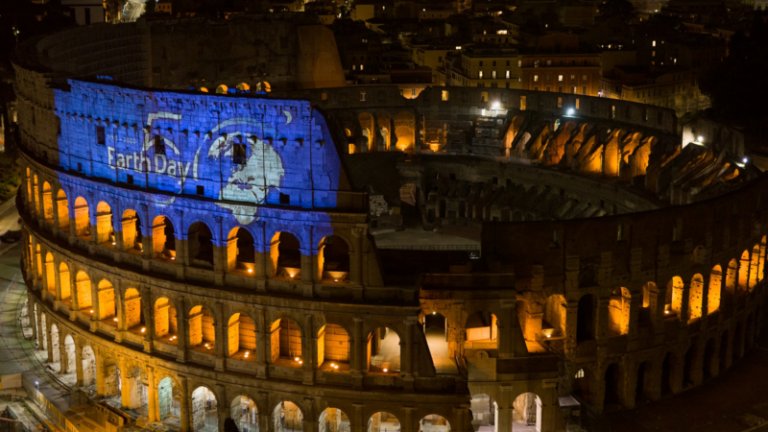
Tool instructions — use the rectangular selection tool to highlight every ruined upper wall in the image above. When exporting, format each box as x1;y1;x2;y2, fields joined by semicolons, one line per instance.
52;80;348;212
20;15;345;91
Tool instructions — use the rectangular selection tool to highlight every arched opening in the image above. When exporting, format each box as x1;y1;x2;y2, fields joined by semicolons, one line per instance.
318;235;350;283
158;377;181;424
683;345;696;387
152;215;176;261
420;414;450;432
604;363;621;408
121;209;142;252
228;313;256;360
703;338;716;379
543;294;566;338
45;253;55;296
95;201;114;246
665;276;684;319
188;222;214;267
576;294;596;342
75;271;92;312
231;395;259;432
189;305;215;353
270;232;302;280
97;279;117;324
74;197;91;239
63;335;76;375
122;366;148;410
317;323;350;370
216;85;229;94
719;331;729;373
320;408;350;432
607;288;630;337
688;274;704;322
270;318;302;365
59;263;71;305
738;250;750;296
636;361;651;403
81;345;96;387
512;393;541;431
274;401;303;432
367;327;400;373
708;265;722;314
227;227;256;275
42;182;54;224
154;298;178;344
236;83;251;92
424;312;454;373
640;282;657;329
465;311;498;348
57;189;70;232
200;87;209;93
661;353;673;395
256;82;271;93
368;412;399;432
470;394;496;432
50;323;60;369
191;386;218;432
124;288;144;333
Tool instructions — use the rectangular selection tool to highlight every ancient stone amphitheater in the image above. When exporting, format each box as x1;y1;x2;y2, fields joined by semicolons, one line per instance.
12;15;768;432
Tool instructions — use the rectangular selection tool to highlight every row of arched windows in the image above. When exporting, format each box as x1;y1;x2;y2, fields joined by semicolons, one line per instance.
25;172;352;283
27;304;451;432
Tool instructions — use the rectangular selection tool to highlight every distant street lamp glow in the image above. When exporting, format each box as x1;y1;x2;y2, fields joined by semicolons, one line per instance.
567;108;575;116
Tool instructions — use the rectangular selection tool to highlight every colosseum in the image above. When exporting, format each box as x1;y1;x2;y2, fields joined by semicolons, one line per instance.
11;15;768;432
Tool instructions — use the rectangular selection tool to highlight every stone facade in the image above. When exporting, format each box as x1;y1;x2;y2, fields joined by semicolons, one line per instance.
12;17;768;432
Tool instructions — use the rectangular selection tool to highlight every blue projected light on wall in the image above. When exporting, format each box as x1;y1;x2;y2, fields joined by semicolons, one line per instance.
55;80;341;225
53;80;343;252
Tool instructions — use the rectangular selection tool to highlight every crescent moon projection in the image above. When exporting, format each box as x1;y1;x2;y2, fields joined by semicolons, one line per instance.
284;110;293;125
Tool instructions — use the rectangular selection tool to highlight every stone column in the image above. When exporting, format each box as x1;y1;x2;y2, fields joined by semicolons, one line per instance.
596;297;610;342
69;268;78;321
119;358;132;408
255;221;268;290
496;386;512;432
177;296;188;363
147;366;158;422
51;187;60;234
213;215;225;287
353;404;364;432
46;321;53;362
217;384;228;432
95;352;106;396
142;286;154;353
564;304;578;353
300;225;314;297
68;197;77;246
90;276;100;332
179;374;190;432
114;283;125;344
175;209;186;280
403;319;415;390
628;294;641;342
351;317;363;387
403;407;414;432
303;398;315;432
75;344;84;386
351;227;363;286
303;314;314;385
215;302;226;372
256;308;267;379
141;204;153;271
53;257;62;310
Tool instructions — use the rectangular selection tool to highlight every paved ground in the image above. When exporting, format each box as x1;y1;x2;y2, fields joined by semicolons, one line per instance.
590;328;768;432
